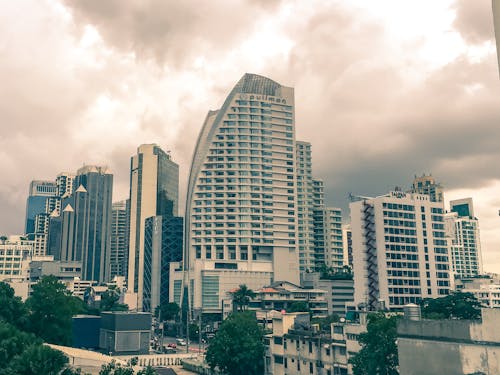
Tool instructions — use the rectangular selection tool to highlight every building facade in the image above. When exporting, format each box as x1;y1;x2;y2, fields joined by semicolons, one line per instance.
351;191;452;310
127;144;179;311
411;174;444;203
182;73;300;313
0;236;32;281
110;200;130;279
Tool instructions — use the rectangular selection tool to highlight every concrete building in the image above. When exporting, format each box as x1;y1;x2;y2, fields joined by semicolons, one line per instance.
29;258;82;283
265;311;367;375
312;179;344;272
445;198;483;279
99;312;151;355
143;215;183;312
181;73;300;314
0;235;32;281
56;166;113;283
110;200;130;279
127;144;179;311
351;190;452;311
411;174;443;203
247;281;328;319
398;308;500;375
342;224;352;268
302;272;355;316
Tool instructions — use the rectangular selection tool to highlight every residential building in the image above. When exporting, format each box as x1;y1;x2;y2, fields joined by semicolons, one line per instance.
351;190;452;311
296;141;315;273
128;144;179;311
312;179;344;272
181;73;300;314
59;166;113;283
302;272;355;316
0;236;32;281
110;200;130;279
143;215;183;312
398;308;500;375
29;258;82;283
342;224;352;268
411;174;444;203
265;311;367;375
445;198;483;279
247;281;328;319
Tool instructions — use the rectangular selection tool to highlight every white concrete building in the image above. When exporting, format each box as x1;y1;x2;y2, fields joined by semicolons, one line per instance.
182;73;300;313
0;236;32;281
445;198;483;279
351;191;452;310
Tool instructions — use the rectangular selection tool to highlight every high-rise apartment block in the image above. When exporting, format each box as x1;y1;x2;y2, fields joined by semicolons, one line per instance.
411;174;444;202
182;73;300;313
295;141;315;272
445;198;483;279
351;191;452;310
128;144;179;311
312;179;344;271
110;200;130;279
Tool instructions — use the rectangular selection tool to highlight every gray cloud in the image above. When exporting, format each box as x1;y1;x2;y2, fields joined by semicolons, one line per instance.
453;0;495;44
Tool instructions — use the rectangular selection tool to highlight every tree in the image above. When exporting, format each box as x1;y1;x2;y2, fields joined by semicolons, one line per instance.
312;313;340;331
230;284;256;312
420;292;481;320
98;361;156;375
100;286;128;312
3;344;69;375
287;301;309;313
349;313;399;375
0;282;29;330
26;275;85;345
206;312;264;375
155;302;180;322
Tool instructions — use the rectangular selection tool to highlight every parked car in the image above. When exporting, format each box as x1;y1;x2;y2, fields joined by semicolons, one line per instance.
176;338;187;346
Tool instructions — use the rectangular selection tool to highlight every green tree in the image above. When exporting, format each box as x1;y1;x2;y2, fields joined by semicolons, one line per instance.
155;302;180;321
312;313;340;331
26;275;85;345
287;301;309;313
0;282;28;330
349;313;399;375
100;286;128;312
98;361;156;375
3;344;69;375
230;284;256;312
420;292;481;320
206;312;264;375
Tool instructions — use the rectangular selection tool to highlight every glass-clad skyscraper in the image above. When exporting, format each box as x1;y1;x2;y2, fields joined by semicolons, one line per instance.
182;73;300;313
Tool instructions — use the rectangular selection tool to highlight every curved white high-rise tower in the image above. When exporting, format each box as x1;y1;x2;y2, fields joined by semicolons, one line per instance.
184;73;300;313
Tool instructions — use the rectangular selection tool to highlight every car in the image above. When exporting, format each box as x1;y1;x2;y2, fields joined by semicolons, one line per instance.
176;338;187;346
167;343;177;349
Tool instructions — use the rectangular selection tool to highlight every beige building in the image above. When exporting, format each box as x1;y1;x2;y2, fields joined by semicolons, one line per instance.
398;308;500;375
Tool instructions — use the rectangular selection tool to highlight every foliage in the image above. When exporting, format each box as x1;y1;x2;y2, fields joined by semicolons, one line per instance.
349;313;399;375
318;264;353;280
312;313;340;331
100;286;128;312
0;320;75;375
230;284;256;312
206;312;264;375
155;302;180;321
0;282;29;330
2;344;69;375
99;361;156;375
287;301;309;313
420;292;481;320
189;323;200;341
26;275;85;345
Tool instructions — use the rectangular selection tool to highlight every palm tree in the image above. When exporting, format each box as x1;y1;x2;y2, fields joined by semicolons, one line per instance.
230;284;256;312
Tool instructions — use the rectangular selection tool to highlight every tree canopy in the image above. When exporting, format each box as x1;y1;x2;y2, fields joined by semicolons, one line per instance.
206;312;264;375
287;301;309;313
26;275;86;345
155;302;180;321
230;284;256;312
420;292;482;320
0;282;28;330
349;313;399;375
100;285;128;312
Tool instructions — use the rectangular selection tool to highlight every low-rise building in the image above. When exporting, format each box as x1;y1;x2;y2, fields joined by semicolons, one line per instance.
265;311;367;375
302;272;355;316
249;281;328;319
99;311;151;355
0;235;32;281
397;308;500;375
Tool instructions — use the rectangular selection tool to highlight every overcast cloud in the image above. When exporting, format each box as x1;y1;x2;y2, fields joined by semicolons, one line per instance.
1;0;499;271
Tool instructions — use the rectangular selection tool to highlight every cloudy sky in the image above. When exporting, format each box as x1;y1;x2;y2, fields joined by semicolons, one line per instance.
1;0;499;271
